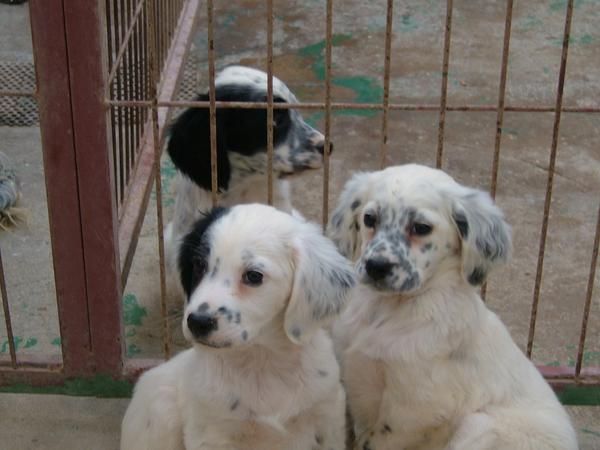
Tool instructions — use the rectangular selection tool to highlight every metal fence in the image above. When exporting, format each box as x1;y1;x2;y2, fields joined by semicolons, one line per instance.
0;0;598;394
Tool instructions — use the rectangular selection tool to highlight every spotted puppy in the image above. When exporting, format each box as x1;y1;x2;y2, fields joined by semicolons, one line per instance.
122;204;355;450
329;164;577;450
165;65;328;286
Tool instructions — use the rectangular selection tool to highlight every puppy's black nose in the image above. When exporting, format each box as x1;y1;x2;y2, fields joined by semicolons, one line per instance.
315;141;333;155
187;313;218;337
365;258;393;281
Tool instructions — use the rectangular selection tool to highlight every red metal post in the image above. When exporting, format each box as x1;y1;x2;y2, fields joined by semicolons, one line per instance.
28;0;94;377
62;0;124;376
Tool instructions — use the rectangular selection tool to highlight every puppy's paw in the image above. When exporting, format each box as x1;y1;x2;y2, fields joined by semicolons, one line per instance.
355;430;375;450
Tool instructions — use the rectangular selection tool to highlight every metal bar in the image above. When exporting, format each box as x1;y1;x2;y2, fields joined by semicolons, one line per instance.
106;0;121;209
436;0;453;169
322;0;333;229
490;0;513;199
147;0;171;359
124;0;134;189
266;0;274;205
379;0;394;169
106;99;600;113
481;0;514;302
0;249;17;368
113;1;126;206
63;0;124;375
0;90;37;97
119;0;199;286
527;0;574;358
575;204;600;378
207;0;218;206
28;0;93;377
106;0;145;88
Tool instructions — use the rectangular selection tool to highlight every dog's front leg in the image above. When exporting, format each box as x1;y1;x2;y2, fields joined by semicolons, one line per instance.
313;384;347;450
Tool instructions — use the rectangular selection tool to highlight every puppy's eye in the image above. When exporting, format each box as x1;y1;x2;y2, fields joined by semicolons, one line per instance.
410;223;433;236
363;213;377;228
242;270;263;286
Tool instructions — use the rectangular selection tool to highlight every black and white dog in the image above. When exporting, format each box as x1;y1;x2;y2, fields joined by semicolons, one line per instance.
165;65;328;284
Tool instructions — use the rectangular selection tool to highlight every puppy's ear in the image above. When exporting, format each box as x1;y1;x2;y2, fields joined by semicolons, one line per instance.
451;187;511;285
327;172;371;260
284;224;356;344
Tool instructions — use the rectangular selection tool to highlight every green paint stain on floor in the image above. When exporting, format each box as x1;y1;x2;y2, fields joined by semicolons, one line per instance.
298;34;352;82
399;13;419;32
556;385;600;405
122;293;147;326
127;343;142;357
581;428;600;438
332;76;383;117
160;158;177;207
51;337;61;346
550;33;595;46
521;14;543;30
24;337;37;349
1;336;22;353
550;0;585;11
0;374;133;398
298;36;383;118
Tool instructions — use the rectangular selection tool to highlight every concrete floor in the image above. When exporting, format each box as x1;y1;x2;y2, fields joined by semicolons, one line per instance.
0;0;599;448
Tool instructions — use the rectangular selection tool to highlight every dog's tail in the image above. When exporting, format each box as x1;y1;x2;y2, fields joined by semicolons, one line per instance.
0;152;26;230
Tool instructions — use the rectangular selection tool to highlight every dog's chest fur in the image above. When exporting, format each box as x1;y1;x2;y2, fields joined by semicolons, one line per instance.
180;334;340;449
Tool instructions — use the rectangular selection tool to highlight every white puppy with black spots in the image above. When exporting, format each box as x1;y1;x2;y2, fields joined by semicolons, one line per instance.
329;164;578;450
121;204;355;450
165;66;329;290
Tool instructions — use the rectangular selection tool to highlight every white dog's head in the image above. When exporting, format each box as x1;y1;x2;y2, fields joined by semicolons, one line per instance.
178;204;355;348
327;164;511;294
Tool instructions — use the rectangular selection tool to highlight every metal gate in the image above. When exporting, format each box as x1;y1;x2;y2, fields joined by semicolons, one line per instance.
0;0;598;400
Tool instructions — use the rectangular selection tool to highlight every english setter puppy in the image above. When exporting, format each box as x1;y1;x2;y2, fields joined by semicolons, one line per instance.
329;164;577;450
165;65;328;280
122;204;355;450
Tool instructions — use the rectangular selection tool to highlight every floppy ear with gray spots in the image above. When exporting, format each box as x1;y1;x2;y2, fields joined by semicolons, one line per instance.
450;186;512;286
326;171;372;261
284;223;356;344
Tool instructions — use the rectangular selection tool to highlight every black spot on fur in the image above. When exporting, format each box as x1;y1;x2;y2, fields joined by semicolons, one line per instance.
420;243;433;253
179;207;230;298
315;434;323;445
291;327;301;339
468;267;486;285
453;211;469;238
198;302;210;313
235;312;241;324
167;86;291;192
230;398;240;411
362;440;373;450
381;424;392;434
350;199;361;211
317;369;328;377
241;330;248;341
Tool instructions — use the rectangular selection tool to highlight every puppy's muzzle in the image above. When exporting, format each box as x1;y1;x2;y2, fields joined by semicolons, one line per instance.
187;312;218;338
365;258;394;281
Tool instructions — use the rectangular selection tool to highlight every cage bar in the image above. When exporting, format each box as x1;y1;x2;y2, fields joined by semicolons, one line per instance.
527;0;574;358
575;204;600;378
147;0;171;359
266;0;274;205
436;0;453;169
0;249;17;368
322;0;333;229
379;0;394;169
207;0;218;206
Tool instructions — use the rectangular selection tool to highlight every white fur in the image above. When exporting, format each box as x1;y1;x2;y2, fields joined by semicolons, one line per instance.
123;204;355;450
329;164;578;450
